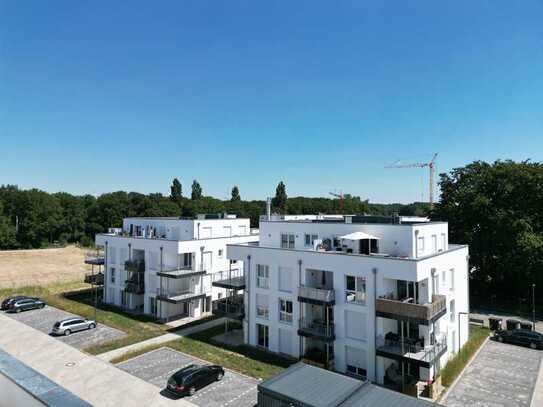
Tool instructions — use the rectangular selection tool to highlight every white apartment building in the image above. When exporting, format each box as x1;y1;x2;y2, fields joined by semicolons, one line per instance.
94;214;258;321
227;214;469;392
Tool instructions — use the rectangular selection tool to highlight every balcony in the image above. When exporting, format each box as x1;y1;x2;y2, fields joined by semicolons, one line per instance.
84;272;104;285
125;259;145;273
157;266;205;279
375;294;447;325
125;279;144;295
298;285;335;305
84;251;105;265
297;318;335;342
376;335;447;369
156;288;205;304
211;269;245;289
212;295;244;320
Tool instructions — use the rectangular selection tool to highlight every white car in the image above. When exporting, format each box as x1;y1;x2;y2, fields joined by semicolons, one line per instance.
52;317;97;336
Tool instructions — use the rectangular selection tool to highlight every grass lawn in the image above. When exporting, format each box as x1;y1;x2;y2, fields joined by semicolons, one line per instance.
111;323;296;380
0;282;215;355
440;325;490;387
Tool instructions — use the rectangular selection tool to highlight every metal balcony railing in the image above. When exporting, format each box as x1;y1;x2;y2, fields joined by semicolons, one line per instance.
211;268;245;289
125;279;145;294
376;294;446;321
212;296;244;318
377;335;447;364
125;259;145;273
84;251;105;265
298;285;335;304
298;317;335;339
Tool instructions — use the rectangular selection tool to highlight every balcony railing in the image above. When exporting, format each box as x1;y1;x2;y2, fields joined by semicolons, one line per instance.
125;279;144;294
85;252;105;265
376;335;447;365
212;296;244;319
211;268;245;289
376;294;446;322
298;317;335;340
84;272;104;285
156;287;204;303
125;259;145;273
298;285;335;305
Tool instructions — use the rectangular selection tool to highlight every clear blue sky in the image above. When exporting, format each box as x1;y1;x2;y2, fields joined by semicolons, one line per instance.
1;1;542;203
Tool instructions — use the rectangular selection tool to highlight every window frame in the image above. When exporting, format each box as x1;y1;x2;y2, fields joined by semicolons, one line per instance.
256;264;270;289
345;275;367;305
279;299;293;324
281;233;295;249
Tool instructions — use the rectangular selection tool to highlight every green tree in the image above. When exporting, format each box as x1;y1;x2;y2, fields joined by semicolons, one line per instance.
432;160;543;309
272;181;287;213
170;178;183;207
231;186;241;202
191;180;202;200
0;202;16;248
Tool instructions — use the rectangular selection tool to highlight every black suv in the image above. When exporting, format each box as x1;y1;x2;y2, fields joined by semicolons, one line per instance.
494;329;543;349
1;296;29;310
7;297;45;313
166;364;224;396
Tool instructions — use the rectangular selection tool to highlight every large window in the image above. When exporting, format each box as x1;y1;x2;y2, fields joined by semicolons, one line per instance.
256;293;269;320
345;276;366;305
281;233;295;249
279;299;293;323
183;253;192;268
257;324;269;348
257;264;270;288
110;267;116;284
450;300;456;322
304;233;318;247
346;346;367;379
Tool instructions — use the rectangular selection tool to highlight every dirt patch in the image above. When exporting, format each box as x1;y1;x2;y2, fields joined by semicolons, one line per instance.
0;246;93;288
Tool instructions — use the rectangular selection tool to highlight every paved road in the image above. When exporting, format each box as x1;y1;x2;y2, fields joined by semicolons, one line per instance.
443;339;543;407
117;347;258;407
3;305;125;350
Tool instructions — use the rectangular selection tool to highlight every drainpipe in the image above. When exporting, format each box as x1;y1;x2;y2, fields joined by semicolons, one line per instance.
104;241;108;303
373;267;378;382
298;259;303;359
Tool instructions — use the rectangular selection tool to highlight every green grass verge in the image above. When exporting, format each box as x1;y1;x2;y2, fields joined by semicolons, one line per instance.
0;280;91;300
111;323;296;380
440;325;490;387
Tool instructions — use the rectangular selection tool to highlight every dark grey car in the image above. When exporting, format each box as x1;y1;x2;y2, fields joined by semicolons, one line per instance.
7;297;45;313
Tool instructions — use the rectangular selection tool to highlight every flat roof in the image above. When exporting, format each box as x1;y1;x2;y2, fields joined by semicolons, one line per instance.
260;219;447;226
258;363;441;407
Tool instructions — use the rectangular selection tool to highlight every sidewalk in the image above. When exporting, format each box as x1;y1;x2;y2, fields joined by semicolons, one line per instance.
98;317;225;362
0;312;194;407
531;355;543;407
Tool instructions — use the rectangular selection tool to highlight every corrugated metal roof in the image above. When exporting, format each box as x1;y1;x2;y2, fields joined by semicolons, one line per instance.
258;363;363;407
258;363;442;407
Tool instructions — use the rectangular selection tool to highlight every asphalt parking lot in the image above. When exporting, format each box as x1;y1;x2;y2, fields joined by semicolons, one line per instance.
116;347;258;407
444;339;543;407
3;305;125;350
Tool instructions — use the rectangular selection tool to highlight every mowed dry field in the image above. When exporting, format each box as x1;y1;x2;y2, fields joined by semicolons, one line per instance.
0;246;92;288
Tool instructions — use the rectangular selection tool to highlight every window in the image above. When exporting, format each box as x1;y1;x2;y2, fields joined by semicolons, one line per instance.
346;346;367;379
279;267;293;292
432;235;437;253
441;233;447;251
279;299;293;323
149;297;156;316
183;253;192;268
304;234;318;247
257;324;269;348
450;268;455;291
345;276;366;305
281;233;295;249
256;293;269;319
347;365;367;379
218;249;223;258
450;300;456;322
110;267;116;284
417;236;425;257
257;264;270;289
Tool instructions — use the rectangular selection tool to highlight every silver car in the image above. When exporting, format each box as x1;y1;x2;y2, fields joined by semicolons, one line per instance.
52;317;97;336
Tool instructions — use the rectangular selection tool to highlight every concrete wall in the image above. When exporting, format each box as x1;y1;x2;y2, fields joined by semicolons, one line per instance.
0;374;46;407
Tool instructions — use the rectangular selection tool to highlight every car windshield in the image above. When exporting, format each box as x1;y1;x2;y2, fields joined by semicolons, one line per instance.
54;322;60;328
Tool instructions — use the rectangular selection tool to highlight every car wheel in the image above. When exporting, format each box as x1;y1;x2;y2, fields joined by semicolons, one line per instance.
64;329;71;336
15;308;21;313
40;304;45;309
530;342;537;349
498;336;504;343
89;323;96;329
188;386;196;396
216;372;223;381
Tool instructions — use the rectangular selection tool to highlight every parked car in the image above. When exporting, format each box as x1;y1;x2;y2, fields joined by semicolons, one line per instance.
7;297;45;313
494;329;543;349
51;317;97;336
1;296;29;311
166;364;224;396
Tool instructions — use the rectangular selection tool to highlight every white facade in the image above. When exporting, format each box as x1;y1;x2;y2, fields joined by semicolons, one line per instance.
227;216;469;387
95;216;258;321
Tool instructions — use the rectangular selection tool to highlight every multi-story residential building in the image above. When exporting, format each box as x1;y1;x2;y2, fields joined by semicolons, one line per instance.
227;214;468;392
94;214;258;322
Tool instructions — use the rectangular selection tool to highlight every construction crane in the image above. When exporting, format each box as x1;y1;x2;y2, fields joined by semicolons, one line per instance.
385;153;438;206
329;190;345;212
